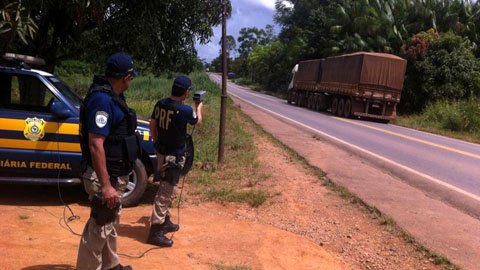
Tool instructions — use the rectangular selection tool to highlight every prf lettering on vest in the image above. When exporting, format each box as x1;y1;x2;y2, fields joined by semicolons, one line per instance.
155;107;174;130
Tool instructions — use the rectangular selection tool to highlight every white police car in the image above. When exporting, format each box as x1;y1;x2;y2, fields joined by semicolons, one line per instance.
0;53;158;207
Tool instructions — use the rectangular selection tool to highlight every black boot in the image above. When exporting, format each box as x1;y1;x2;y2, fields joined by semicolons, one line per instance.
163;215;180;233
147;224;173;247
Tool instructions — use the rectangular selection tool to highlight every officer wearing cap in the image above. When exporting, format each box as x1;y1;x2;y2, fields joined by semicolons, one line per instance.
147;75;203;247
76;52;139;270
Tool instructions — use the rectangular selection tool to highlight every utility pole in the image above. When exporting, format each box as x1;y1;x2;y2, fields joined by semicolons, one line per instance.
218;0;227;165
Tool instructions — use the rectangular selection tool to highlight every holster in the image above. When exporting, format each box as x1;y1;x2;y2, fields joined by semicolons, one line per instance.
90;193;120;226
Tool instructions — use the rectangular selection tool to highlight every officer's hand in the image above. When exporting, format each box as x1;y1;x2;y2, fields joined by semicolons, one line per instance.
102;185;120;209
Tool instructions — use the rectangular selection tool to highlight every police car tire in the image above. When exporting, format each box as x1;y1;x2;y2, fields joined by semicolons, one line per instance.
122;159;148;208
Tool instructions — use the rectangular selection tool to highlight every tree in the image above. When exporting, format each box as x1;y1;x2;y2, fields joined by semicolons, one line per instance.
91;1;227;73
400;31;480;113
237;26;274;57
1;0;230;73
0;1;38;52
219;35;236;58
1;0;106;71
234;25;276;76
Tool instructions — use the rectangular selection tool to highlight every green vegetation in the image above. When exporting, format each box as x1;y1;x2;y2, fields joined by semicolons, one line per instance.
54;61;272;207
395;98;480;143
204;1;480;140
56;60;98;96
214;264;252;270
1;1;225;73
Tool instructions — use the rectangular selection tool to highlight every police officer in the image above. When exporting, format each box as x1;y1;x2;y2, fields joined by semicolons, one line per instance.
77;52;139;270
147;75;203;247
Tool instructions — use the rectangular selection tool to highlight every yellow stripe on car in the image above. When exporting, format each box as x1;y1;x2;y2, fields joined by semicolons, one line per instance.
0;118;79;135
0;138;81;152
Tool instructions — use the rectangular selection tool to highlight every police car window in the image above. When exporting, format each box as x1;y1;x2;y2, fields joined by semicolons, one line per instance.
47;76;83;109
7;74;54;112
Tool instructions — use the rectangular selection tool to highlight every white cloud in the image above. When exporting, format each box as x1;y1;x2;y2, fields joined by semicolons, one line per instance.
245;0;275;10
196;0;281;62
244;0;293;10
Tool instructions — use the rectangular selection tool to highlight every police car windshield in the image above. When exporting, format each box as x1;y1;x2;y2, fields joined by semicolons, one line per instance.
47;76;83;109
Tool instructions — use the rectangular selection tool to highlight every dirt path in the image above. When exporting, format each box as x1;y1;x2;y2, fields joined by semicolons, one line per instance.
1;185;348;270
0;102;456;269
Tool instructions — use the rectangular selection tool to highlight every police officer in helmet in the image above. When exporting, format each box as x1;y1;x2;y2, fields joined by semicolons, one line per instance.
76;52;139;270
147;75;203;247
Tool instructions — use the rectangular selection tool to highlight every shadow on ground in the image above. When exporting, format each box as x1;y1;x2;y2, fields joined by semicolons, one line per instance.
118;216;150;242
0;184;87;207
0;182;162;207
21;264;75;270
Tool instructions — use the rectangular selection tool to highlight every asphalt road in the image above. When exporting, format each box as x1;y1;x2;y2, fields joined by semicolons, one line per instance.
209;73;480;208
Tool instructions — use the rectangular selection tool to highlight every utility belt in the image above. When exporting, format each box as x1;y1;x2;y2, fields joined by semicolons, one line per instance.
80;159;133;181
155;141;186;167
106;159;134;176
155;144;186;185
155;134;194;179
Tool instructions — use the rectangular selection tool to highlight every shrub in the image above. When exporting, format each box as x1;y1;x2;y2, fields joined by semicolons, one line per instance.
419;98;480;134
399;31;480;113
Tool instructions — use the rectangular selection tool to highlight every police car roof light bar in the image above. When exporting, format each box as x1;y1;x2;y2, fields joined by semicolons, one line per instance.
2;53;46;67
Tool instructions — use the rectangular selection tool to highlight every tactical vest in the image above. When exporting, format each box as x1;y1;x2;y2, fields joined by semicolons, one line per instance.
80;77;140;176
154;99;187;154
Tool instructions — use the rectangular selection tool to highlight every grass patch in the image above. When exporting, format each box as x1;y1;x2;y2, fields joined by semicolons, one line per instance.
214;263;252;270
395;98;480;144
19;214;29;220
125;71;271;207
233;76;286;99
55;64;272;207
204;187;269;208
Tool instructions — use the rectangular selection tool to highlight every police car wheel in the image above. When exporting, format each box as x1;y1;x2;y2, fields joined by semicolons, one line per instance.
122;159;148;208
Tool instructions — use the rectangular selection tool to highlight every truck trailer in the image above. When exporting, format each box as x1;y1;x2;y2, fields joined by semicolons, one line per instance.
287;52;407;122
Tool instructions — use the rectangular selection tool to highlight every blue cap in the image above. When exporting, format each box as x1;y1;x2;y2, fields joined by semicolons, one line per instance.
105;52;137;78
172;75;192;96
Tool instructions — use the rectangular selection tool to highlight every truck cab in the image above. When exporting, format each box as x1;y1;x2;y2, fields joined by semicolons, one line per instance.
287;64;298;91
0;54;157;207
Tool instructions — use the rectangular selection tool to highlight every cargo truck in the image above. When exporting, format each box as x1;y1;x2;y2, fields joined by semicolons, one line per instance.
286;52;407;122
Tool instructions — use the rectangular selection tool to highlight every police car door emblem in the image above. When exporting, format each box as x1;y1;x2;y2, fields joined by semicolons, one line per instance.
24;117;46;141
95;111;109;128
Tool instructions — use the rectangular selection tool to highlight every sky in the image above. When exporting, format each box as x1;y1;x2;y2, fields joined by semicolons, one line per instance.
195;0;280;63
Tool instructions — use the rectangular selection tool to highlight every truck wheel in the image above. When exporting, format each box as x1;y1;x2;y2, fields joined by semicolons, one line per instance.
344;99;352;118
316;94;327;111
122;159;148;208
287;91;293;104
308;94;314;109
337;99;345;117
331;98;339;115
296;93;302;106
301;93;307;107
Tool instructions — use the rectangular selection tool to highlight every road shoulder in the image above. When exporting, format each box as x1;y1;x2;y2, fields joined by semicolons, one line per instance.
230;94;480;270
